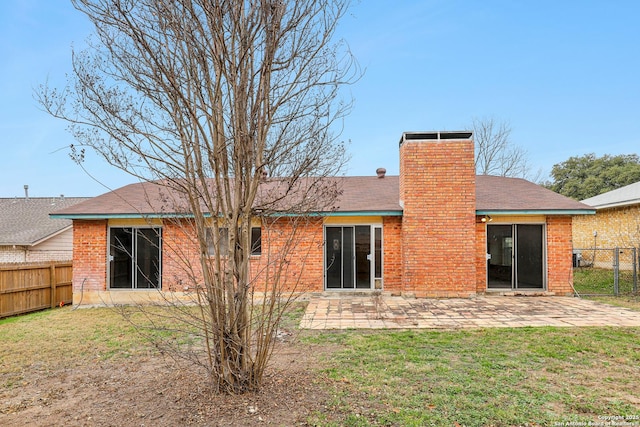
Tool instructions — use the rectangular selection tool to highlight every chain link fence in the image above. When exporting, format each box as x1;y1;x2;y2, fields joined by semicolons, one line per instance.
572;247;638;296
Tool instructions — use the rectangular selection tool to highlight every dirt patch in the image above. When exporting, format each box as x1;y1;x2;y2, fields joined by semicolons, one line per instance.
0;339;335;426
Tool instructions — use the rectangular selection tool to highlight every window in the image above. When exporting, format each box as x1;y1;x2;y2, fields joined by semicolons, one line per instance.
206;228;229;255
109;227;161;289
207;227;261;256
250;227;262;255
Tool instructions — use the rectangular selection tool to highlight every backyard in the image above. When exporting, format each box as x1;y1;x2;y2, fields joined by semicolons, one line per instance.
572;247;638;296
573;266;637;296
1;299;640;426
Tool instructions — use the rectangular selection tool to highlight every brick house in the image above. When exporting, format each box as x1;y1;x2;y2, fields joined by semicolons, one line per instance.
0;196;89;263
52;131;594;306
573;180;640;250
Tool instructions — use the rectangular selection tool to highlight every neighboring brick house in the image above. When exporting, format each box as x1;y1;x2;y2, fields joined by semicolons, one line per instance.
573;181;640;249
52;131;594;306
0;196;89;263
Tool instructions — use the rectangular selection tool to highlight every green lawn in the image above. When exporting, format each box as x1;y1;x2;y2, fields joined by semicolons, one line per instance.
2;302;640;426
304;326;640;426
573;267;637;295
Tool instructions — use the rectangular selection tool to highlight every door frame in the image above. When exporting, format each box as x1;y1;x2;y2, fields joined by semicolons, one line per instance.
107;226;163;290
486;222;547;291
323;223;383;291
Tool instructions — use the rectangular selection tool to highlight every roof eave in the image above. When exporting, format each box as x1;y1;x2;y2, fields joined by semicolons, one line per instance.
476;209;596;215
246;210;405;218
325;210;403;217
0;226;72;247
49;213;208;220
590;200;640;210
51;210;406;220
53;209;596;220
30;225;74;246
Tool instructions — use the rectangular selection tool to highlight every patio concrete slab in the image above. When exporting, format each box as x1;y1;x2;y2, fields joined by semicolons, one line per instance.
299;295;640;330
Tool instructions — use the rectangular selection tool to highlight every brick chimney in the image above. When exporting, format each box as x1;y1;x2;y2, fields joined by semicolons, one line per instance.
399;131;476;297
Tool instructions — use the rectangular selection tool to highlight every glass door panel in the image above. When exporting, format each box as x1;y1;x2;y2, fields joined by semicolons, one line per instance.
342;227;354;288
110;228;134;289
355;226;371;289
136;228;161;289
374;227;382;285
325;227;343;289
487;225;513;289
515;225;544;289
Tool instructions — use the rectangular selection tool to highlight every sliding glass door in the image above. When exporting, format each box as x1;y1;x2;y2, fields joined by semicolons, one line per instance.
487;224;545;290
109;227;162;289
325;225;382;290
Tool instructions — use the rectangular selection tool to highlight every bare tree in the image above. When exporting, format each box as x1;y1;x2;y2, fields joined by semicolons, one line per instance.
472;117;533;179
38;0;357;393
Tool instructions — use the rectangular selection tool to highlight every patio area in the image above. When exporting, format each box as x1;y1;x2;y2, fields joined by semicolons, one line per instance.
300;294;640;329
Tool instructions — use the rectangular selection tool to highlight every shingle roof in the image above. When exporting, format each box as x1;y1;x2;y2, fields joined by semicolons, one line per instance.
51;177;403;217
336;176;402;212
50;182;169;216
580;180;640;209
475;175;592;212
0;197;89;245
51;175;592;218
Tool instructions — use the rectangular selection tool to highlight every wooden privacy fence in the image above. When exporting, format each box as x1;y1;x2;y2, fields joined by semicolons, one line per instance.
0;262;72;318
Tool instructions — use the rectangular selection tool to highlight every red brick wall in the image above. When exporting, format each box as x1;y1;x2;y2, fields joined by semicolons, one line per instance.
70;217;327;299
159;218;325;293
250;217;324;293
383;216;402;293
161;220;203;291
72;220;107;292
400;138;477;297
153;217;409;294
546;216;574;295
72;200;574;299
473;216;575;294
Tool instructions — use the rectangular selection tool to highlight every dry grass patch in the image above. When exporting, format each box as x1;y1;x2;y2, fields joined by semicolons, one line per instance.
0;305;331;426
3;299;640;426
586;295;640;312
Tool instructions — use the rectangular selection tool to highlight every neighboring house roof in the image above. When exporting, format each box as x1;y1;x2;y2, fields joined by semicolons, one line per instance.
51;175;593;219
0;197;89;246
580;180;640;210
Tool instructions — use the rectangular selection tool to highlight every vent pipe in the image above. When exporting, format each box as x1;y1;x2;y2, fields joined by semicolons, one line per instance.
24;185;29;199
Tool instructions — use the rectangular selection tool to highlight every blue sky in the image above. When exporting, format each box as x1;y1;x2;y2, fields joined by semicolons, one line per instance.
1;0;639;197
